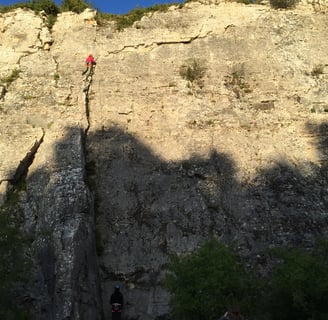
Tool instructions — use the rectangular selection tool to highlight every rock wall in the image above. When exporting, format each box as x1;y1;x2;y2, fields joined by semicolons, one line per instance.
0;8;102;320
87;3;328;319
300;0;328;12
0;2;328;319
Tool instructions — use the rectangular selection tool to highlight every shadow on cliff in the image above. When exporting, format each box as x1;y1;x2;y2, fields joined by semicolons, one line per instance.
17;122;328;320
85;122;328;319
23;127;103;320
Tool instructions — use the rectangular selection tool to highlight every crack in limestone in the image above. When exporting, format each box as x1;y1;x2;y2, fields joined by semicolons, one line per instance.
0;85;6;100
107;30;212;55
12;130;45;185
0;180;9;206
82;69;95;136
52;55;60;87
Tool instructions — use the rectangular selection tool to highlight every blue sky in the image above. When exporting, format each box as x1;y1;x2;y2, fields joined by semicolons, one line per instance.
0;0;185;14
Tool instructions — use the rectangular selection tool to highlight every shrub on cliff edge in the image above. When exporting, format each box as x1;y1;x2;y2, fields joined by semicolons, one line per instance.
61;0;90;13
269;0;299;8
0;0;59;15
29;0;59;15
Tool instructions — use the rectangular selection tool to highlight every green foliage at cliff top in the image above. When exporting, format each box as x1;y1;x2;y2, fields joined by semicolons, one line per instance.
0;0;187;29
0;0;59;15
0;0;89;14
96;3;182;30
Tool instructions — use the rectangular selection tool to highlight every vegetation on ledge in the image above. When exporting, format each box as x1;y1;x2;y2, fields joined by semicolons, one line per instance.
0;0;301;32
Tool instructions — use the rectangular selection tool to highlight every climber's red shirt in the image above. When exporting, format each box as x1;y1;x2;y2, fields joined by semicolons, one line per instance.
85;55;95;65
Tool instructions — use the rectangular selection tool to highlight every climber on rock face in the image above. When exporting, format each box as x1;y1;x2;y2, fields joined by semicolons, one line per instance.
82;53;96;77
110;284;124;320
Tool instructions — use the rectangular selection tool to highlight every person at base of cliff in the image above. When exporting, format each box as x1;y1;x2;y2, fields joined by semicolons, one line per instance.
110;284;124;320
82;53;96;76
218;308;244;320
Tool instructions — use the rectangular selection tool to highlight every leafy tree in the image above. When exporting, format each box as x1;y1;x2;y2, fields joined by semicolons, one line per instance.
165;239;259;320
61;0;90;13
267;241;328;320
0;189;31;319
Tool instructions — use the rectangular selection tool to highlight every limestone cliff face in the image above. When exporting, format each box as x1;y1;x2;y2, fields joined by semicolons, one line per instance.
1;1;328;319
0;8;102;320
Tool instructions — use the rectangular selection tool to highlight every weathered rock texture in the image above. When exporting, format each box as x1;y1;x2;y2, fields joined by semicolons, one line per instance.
1;1;328;319
0;7;101;320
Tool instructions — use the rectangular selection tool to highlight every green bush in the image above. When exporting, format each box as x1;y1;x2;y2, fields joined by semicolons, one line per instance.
113;8;146;31
0;69;20;85
165;239;259;320
30;1;59;28
266;241;328;320
109;4;174;31
224;63;252;99
235;0;257;4
46;13;57;28
61;0;90;13
0;1;59;15
29;0;59;15
311;64;324;77
269;0;299;8
0;189;31;318
164;238;328;320
96;3;181;30
180;59;206;83
0;2;27;13
0;1;58;30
